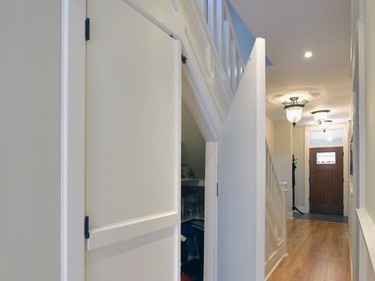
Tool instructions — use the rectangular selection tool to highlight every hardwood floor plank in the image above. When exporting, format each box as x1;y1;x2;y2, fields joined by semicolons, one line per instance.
267;218;351;281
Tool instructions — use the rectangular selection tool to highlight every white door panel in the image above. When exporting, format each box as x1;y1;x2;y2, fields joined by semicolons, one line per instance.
217;39;266;281
86;0;180;279
87;228;176;280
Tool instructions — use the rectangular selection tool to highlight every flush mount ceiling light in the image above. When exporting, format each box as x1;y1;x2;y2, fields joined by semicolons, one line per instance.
268;89;322;105
312;110;332;132
283;97;308;127
320;120;332;133
304;51;313;58
311;110;330;124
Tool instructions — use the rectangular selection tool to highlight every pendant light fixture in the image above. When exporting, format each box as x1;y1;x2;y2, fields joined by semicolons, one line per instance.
312;110;331;132
320;120;332;133
283;97;308;127
311;110;330;124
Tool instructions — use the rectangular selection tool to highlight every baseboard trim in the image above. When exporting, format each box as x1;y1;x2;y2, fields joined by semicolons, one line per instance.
287;211;293;219
265;244;287;280
356;208;375;277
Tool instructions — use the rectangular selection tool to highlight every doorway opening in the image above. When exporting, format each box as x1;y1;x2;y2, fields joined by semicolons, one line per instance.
304;125;349;216
309;146;344;214
180;65;219;281
181;99;206;281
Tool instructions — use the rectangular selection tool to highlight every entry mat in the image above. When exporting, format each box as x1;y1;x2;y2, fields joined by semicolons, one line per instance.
293;212;348;224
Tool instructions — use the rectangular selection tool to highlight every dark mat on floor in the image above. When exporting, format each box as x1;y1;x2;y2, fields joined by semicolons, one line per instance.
293;212;348;224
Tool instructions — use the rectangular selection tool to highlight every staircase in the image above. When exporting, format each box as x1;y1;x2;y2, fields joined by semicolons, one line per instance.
194;1;288;278
265;143;288;279
194;0;245;94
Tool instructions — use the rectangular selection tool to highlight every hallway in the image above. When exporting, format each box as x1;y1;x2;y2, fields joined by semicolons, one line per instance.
267;217;351;281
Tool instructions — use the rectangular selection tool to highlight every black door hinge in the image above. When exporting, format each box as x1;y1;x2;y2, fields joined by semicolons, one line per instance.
85;216;90;239
216;183;219;197
181;54;187;64
85;18;90;41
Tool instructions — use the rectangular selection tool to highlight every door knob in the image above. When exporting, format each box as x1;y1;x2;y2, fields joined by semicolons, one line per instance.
309;175;314;184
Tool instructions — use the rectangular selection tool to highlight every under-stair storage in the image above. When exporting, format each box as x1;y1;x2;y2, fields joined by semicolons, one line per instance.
181;181;205;281
181;99;206;281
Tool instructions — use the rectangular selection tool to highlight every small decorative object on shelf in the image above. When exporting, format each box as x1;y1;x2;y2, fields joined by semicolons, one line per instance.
181;166;191;179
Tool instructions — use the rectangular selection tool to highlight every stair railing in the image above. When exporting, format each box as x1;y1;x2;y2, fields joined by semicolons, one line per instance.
265;142;288;278
195;0;245;94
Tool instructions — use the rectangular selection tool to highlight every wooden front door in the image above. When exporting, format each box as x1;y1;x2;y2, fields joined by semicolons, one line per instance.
309;147;343;214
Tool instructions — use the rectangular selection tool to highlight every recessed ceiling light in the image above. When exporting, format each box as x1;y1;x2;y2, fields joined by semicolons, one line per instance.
304;51;313;58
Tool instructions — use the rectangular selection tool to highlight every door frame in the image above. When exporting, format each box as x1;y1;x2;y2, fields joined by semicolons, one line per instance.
60;0;86;280
304;123;349;215
204;143;218;281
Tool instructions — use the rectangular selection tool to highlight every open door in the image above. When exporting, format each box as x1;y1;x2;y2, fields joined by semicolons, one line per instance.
217;39;266;281
85;0;180;280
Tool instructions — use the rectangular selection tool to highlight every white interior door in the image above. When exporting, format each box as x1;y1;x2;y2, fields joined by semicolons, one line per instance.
217;39;266;281
86;0;180;280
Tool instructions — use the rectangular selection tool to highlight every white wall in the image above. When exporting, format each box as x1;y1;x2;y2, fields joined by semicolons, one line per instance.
273;122;293;213
0;1;61;280
351;1;375;279
292;126;305;209
266;118;275;157
365;0;375;223
181;97;206;179
358;1;375;279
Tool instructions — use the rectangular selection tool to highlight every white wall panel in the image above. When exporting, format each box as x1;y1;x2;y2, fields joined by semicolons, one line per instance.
0;1;61;280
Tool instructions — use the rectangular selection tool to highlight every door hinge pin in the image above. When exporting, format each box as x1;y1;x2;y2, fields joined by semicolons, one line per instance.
181;54;187;64
85;216;90;239
85;18;90;41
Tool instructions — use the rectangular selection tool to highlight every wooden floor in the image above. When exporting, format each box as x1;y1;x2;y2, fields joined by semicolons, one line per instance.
267;218;351;281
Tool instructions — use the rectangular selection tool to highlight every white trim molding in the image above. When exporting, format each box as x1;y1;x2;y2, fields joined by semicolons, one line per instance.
61;0;86;280
204;142;218;281
357;209;375;281
304;123;349;215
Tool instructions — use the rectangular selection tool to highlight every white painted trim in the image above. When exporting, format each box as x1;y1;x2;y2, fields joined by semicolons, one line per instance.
357;209;375;278
61;1;69;279
295;206;306;213
61;0;86;280
350;5;366;281
265;247;287;280
123;0;237;142
304;126;311;213
204;142;218;281
182;66;222;141
286;211;294;219
280;182;288;256
87;212;179;251
254;38;266;281
357;19;366;208
304;123;349;215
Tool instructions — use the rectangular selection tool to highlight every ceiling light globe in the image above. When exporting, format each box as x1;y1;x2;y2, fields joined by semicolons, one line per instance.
286;106;303;126
312;110;330;124
320;120;332;133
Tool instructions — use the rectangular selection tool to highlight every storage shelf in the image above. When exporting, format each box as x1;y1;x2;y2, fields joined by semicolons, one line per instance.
181;179;205;187
181;178;199;182
181;217;205;223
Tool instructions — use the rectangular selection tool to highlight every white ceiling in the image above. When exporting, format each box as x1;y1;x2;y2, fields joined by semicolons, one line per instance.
229;0;352;126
